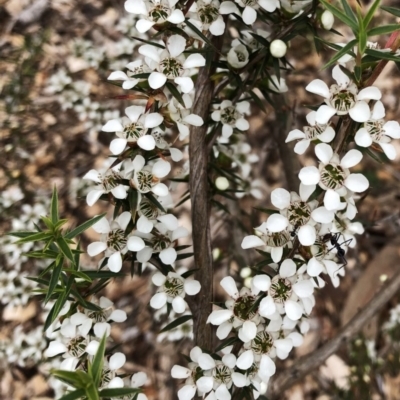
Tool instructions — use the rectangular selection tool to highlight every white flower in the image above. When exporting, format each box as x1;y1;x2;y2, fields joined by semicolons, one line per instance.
299;143;369;211
211;100;250;138
321;10;334;30
87;212;132;273
227;44;249;68
234;0;279;25
270;39;287;58
285;111;335;154
103;106;163;154
354;101;400;160
306;65;381;123
108;60;151;89
139;36;206;93
125;0;185;33
188;0;227;36
150;271;201;313
268;75;288;93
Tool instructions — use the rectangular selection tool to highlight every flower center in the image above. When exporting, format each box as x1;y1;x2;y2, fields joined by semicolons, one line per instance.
251;331;274;355
100;367;113;387
287;201;311;227
311;238;328;261
87;310;108;323
303;123;326;140
67;336;87;358
242;0;257;6
160;58;184;79
329;89;356;113
135;170;158;193
198;4;219;24
212;364;232;385
365;120;384;141
152;234;171;251
233;294;258;321
163;276;184;297
140;198;160;219
123;122;146;140
100;170;122;192
107;229;127;251
320;163;345;190
148;5;170;23
220;106;239;125
129;65;145;76
264;230;291;248
269;276;292;303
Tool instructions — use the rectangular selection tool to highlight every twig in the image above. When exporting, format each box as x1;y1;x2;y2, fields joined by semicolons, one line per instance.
267;265;400;398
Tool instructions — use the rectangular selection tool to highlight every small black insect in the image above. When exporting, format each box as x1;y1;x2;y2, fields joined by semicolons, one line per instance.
322;232;353;266
290;224;300;238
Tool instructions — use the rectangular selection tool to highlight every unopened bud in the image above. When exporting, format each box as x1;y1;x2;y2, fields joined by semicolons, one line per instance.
321;10;334;30
270;39;287;58
215;177;229;190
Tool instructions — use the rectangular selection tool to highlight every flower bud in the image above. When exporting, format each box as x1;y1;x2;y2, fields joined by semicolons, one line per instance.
321;10;334;30
215;177;229;190
227;44;249;68
270;39;287;58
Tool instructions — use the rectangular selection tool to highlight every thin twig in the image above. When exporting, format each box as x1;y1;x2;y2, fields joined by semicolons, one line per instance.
267;265;400;398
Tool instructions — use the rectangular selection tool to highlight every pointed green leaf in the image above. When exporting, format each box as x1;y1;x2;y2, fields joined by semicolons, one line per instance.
144;192;166;213
82;270;124;279
58;389;86;400
322;39;358;70
56;237;75;263
365;48;400;61
364;0;381;28
159;315;193;333
128;189;139;220
367;24;400;37
381;5;400;18
89;334;107;387
15;231;53;244
99;388;140;397
165;82;185;107
85;384;100;400
51;370;91;388
340;0;357;23
131;36;165;49
180;268;198;278
40;216;54;230
66;214;106;239
63;269;92;282
215;336;240;353
50;186;59;223
45;256;64;303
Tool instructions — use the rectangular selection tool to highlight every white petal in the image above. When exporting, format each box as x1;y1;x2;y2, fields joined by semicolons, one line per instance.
239;321;257;342
137;247;153;263
171;226;189;241
383;121;400;138
380;142;397;160
341;149;363;168
109;352;126;370
150;292;167;309
198;353;216;370
297;225;316;246
215;384;230;400
266;214;288;233
357;86;381;101
372;100;385;119
144;112;163;128
207;309;232;325
288;332;304;347
280;259;296;278
86;340;100;356
178;385;196;400
158;214;178;230
152;159;171;178
306;79;330;98
167;9;185;23
294;140;311;155
349;101;371;122
196;376;214;393
319;126;336;142
149;72;167;89
125;105;144;123
315;143;333;164
94;322;111;338
219;1;239;14
236;350;254;370
241;235;264;249
170;148;183;161
127;236;146;252
286;129;305;142
175;77;194;94
209;17;225;36
138;44;160;62
167;34;186;57
172;296;186;313
332;65;350;86
324;189;341;211
284;300;303;320
299;183;315;201
271;246;283;263
354;128;372;147
45;341;67;357
252;274;271;291
298;166;320;185
316;105;336;124
183;53;206;69
102;119;124;132
293;279;314;298
108;252;122;272
171;365;191;379
108;377;124;388
111;185;127;199
260;354;276;378
220;276;239;298
184;280;201;295
183;114;203;126
108;71;128;81
242;5;257;24
138;135;156;151
307;257;324;276
344;173;369;192
217;321;233;340
87;189;105;207
110;138;127;155
235;118;249;131
275;338;293;355
152;272;167;286
152;183;169;196
87;241;107;257
271;188;290;210
109;310;127;322
131;371;147;388
159;247;177;264
311;206;334;223
259;295;276;317
232;372;247;388
137;215;153;233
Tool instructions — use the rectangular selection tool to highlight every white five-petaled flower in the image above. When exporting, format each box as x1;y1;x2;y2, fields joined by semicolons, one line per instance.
150;271;201;313
255;260;314;321
207;276;262;343
108;60;151;89
125;0;185;33
227;44;249;69
299;143;369;212
139;35;206;93
102;105;163;154
211;100;250;138
354;100;400;160
285;110;336;154
188;0;227;36
233;0;280;25
87;212;132;273
306;65;381;124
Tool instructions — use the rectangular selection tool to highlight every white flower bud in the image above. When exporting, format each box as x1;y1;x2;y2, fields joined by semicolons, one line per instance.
270;39;287;58
227;44;249;68
321;10;334;30
215;177;229;190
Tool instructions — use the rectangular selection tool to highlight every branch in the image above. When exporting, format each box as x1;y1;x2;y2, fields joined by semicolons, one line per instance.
189;36;224;350
267;265;400;398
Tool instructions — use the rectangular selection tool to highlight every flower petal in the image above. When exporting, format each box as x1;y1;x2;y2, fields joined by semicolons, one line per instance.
349;101;371;122
354;128;372;147
298;166;320;185
159;247;177;265
306;79;330;98
316;105;336;124
280;259;296;278
340;149;362;168
236;350;254;370
315;143;333;164
344;173;369;192
266;213;288;233
357;86;381;101
271;188;290;210
220;276;239;298
109;352;126;371
324;189;341;211
149;72;167;89
298;225;316;246
241;235;265;249
284;300;303;320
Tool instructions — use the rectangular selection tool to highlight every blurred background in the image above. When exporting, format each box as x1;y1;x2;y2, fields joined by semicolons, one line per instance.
2;0;400;399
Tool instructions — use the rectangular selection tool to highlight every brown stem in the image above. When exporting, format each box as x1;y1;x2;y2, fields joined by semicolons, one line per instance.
267;267;400;398
189;35;224;350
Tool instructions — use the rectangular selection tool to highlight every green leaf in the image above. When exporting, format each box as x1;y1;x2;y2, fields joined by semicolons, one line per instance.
365;48;400;61
50;186;59;223
165;82;185;107
131;36;165;49
15;231;53;244
340;0;357;23
63;269;92;282
58;389;86;400
89;335;107;387
51;370;92;388
359;25;367;55
85;384;100;400
44;289;68;331
66;214;106;239
214;336;240;353
128;189;139;220
23;249;59;259
381;5;400;18
82;270;124;279
45;256;64;303
144;192;166;213
367;24;400;37
364;0;381;29
180;268;198;278
160;315;193;333
320;0;359;33
184;19;220;54
99;388;140;397
56;237;75;263
249;90;267;113
322;39;358;70
41;216;54;230
175;252;194;260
